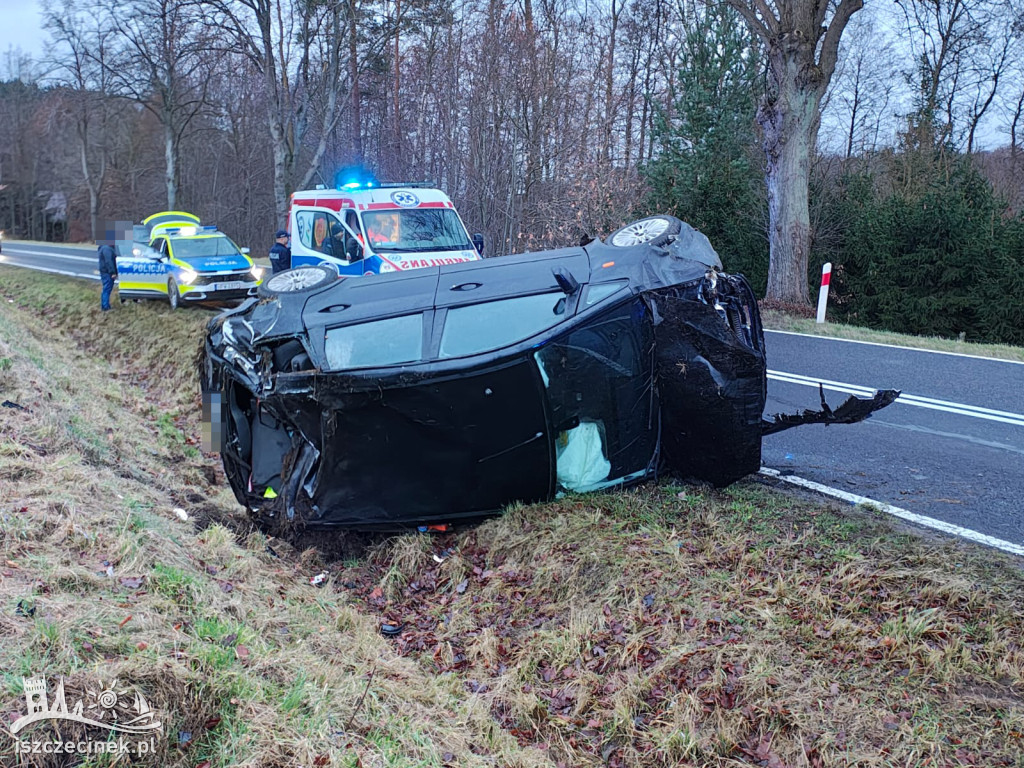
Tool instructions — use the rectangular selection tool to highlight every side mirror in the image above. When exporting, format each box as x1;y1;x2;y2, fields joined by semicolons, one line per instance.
346;240;363;262
472;233;484;255
241;247;251;255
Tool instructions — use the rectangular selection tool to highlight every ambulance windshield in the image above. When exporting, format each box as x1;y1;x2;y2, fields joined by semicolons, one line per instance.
363;209;472;253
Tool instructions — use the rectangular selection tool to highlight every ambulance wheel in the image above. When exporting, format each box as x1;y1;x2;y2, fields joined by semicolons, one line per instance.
607;215;682;248
167;278;180;309
258;265;338;298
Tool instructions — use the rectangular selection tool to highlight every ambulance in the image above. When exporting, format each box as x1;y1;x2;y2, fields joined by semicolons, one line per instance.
287;182;483;275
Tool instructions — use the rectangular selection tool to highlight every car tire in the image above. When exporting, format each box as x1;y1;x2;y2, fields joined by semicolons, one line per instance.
258;265;338;299
606;215;683;248
167;278;179;309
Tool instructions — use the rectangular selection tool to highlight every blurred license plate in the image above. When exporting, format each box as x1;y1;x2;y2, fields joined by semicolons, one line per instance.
212;281;245;291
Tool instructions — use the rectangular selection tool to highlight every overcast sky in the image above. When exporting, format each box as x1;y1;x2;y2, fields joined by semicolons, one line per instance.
0;0;48;63
0;0;1011;152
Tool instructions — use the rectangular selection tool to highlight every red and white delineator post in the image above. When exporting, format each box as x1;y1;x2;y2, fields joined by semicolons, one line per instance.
816;262;832;324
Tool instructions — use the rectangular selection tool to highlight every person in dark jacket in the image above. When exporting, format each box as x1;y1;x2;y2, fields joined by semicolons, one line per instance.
97;227;119;311
269;229;291;274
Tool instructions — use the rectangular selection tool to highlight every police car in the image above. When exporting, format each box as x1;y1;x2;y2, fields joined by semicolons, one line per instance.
285;182;482;277
117;212;263;308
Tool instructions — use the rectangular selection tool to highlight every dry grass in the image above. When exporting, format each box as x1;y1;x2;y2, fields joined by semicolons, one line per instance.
2;267;1023;767
760;307;1024;363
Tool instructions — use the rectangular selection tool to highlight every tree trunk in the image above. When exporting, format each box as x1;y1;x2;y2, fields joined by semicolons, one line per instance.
349;0;363;165
760;66;821;305
164;121;177;210
269;116;289;227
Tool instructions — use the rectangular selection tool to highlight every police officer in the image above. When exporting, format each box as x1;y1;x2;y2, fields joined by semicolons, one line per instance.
269;229;291;274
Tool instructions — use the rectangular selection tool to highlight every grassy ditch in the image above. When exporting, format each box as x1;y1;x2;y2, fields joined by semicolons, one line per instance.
1;266;1023;767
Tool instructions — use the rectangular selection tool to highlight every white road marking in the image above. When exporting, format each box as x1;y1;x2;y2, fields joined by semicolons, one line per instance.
768;370;1024;428
766;328;1024;365
2;246;97;264
759;467;1024;558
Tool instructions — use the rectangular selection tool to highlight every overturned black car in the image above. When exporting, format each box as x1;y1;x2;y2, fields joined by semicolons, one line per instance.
201;215;897;529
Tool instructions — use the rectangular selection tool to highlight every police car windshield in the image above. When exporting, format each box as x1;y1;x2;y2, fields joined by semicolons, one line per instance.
170;235;241;260
364;209;472;253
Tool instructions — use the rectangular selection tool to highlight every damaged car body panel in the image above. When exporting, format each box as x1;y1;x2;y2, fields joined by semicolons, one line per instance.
202;216;898;529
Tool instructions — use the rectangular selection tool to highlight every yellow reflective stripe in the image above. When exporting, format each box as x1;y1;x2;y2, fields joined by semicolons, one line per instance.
143;210;200;225
118;281;166;293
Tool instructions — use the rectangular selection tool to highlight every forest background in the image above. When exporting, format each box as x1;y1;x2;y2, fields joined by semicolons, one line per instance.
2;0;1023;342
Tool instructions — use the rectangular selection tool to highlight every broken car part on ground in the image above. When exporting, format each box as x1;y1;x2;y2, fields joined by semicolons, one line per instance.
201;215;898;529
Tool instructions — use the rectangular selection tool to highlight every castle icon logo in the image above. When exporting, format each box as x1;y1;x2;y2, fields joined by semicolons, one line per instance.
9;677;162;736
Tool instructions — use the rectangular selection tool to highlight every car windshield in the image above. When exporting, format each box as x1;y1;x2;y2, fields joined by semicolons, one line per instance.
363;209;472;253
170;235;242;260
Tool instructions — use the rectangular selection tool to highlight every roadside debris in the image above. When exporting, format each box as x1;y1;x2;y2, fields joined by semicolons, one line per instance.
173;507;189;521
309;571;329;587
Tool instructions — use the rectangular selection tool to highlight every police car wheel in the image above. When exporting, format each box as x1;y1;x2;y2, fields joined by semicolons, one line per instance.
258;265;337;298
167;278;179;309
607;215;682;248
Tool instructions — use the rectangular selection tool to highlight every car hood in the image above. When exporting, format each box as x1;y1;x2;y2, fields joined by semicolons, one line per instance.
179;253;251;271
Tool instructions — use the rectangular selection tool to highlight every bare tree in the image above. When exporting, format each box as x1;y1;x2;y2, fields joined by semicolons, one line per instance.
101;0;212;209
45;1;119;240
202;0;349;225
726;0;864;305
825;11;899;158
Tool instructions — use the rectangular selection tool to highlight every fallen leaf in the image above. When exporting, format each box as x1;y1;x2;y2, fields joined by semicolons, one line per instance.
235;645;250;660
119;577;144;589
118;615;133;628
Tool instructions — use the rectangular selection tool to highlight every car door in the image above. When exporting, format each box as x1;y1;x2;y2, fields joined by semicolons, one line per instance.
292;209;365;275
116;238;165;297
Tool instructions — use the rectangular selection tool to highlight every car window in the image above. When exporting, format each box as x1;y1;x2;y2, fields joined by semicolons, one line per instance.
324;314;424;370
168;235;241;259
584;280;628;306
345;210;362;240
363;209;471;253
296;210;359;261
439;292;568;358
154;238;168;255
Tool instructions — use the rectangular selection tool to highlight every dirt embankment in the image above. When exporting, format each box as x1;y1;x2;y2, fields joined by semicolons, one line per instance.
2;267;1023;768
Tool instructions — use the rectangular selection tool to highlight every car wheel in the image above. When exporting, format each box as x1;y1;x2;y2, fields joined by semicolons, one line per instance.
167;278;179;309
606;215;683;248
258;265;338;298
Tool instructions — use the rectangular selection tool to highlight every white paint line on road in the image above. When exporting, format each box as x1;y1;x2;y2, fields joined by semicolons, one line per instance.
759;467;1024;558
765;328;1024;365
0;259;98;281
768;370;1024;428
2;246;97;264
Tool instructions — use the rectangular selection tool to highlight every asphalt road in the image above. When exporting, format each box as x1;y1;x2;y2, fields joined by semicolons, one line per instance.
763;330;1024;547
3;241;1021;550
0;240;100;280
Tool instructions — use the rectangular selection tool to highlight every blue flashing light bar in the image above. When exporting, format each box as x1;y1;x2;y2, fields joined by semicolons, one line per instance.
340;180;377;190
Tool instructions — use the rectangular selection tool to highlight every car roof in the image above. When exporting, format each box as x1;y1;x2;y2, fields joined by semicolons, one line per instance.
291;186;455;212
